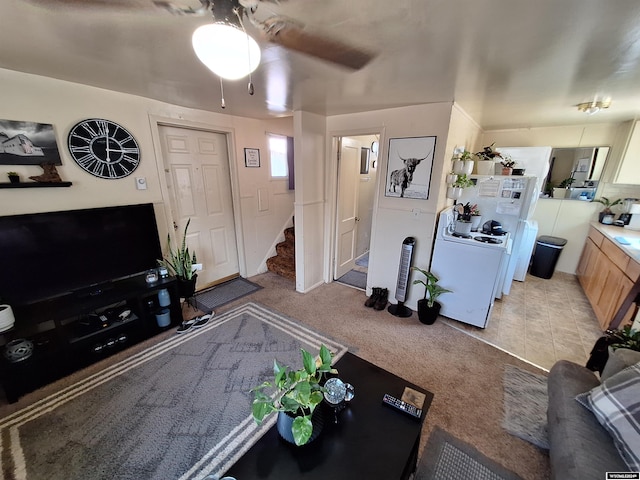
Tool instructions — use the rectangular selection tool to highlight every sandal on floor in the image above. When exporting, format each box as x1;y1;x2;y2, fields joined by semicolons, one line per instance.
176;318;197;334
192;312;214;329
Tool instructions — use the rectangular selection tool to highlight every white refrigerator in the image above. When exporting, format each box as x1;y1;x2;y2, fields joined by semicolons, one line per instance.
456;175;539;295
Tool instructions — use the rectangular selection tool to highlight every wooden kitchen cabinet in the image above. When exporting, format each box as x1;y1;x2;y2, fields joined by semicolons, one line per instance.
577;225;638;330
576;237;599;292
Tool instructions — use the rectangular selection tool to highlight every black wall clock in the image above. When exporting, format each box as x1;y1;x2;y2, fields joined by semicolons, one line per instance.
67;118;140;179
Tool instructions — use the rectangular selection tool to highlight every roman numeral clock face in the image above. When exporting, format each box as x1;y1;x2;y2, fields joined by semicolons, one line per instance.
67;119;140;179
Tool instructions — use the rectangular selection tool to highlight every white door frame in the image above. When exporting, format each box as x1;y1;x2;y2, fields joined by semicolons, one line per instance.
148;114;247;279
325;127;386;288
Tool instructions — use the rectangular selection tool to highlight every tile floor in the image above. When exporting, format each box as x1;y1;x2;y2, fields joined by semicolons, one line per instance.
441;272;605;371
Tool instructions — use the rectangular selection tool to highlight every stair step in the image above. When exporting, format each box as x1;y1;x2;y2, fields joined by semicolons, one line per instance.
284;226;295;243
267;255;295;280
276;241;295;260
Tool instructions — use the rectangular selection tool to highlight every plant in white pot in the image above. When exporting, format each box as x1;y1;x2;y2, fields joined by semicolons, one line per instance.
411;267;452;325
251;344;337;446
446;173;473;200
474;143;502;175
454;202;476;235
452;149;474;175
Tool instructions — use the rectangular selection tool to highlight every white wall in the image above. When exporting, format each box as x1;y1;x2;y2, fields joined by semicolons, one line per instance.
326;102;483;311
294;111;327;292
480;123;626;274
0;68;294;279
532;198;600;273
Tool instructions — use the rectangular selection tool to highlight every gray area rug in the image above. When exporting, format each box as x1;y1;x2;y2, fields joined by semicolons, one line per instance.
336;269;367;290
0;302;347;480
415;427;522;480
502;365;549;449
195;277;262;312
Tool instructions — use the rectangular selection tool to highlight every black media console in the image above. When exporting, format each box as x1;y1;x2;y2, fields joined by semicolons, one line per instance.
0;274;182;403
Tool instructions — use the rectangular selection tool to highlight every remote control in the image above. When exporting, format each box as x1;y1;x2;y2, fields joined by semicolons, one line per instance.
382;393;422;419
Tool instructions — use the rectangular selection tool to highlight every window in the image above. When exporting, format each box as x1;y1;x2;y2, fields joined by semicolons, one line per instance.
269;134;288;178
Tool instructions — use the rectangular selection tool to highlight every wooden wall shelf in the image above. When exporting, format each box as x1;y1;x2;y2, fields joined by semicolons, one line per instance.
0;182;72;189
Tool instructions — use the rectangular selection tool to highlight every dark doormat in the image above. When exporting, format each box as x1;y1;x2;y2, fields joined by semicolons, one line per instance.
336;270;367;290
195;277;263;312
415;427;523;480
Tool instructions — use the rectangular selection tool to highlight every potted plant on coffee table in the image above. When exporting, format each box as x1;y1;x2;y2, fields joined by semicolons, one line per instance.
251;344;337;446
411;267;452;324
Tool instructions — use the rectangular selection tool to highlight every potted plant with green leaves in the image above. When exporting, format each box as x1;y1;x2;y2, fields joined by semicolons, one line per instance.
251;344;337;446
500;156;516;175
593;196;622;224
157;218;198;298
411;267;452;324
446;173;474;200
608;325;640;352
474;143;503;175
452;149;474;175
7;172;19;184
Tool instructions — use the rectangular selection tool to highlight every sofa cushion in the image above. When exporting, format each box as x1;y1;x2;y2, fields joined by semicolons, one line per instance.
547;360;627;480
576;362;640;472
601;348;640;381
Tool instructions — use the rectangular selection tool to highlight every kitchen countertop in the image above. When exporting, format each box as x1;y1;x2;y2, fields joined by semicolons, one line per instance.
591;222;640;263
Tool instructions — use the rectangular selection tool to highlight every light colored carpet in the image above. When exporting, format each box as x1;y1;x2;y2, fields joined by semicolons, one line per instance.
502;365;549;450
0;303;347;480
416;427;522;480
0;272;551;480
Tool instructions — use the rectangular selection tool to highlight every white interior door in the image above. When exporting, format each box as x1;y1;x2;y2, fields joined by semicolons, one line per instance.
159;125;239;289
334;137;361;279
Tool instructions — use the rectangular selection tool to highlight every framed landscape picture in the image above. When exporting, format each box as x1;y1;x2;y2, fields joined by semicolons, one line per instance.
385;136;436;199
0;119;62;165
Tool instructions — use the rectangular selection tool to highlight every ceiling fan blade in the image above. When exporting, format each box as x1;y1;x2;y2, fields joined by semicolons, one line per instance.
261;18;375;70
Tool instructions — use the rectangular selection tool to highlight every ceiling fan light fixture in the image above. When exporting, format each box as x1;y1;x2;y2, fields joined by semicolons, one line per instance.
576;99;611;115
192;23;261;80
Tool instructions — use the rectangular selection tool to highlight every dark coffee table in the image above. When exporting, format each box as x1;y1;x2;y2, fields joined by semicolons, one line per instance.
224;352;434;480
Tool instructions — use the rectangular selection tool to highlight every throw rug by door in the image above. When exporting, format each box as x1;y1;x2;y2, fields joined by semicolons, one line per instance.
0;302;348;480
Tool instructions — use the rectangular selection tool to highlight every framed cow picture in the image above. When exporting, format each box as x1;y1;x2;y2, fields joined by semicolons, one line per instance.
385;136;436;199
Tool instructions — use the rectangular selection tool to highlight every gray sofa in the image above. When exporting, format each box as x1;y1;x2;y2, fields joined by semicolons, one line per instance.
547;356;635;480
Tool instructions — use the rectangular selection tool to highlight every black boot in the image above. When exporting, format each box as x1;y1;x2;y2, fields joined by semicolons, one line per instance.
365;287;381;308
373;288;389;311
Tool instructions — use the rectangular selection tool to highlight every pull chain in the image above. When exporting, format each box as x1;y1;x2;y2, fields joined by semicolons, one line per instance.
236;7;255;96
220;77;226;109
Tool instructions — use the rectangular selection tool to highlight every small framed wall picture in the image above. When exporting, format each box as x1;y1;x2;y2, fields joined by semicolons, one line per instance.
244;148;261;167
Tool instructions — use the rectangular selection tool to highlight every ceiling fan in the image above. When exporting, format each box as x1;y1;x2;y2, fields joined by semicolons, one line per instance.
25;0;375;70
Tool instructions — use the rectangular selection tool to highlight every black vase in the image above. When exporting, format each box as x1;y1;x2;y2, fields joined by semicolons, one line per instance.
276;408;324;446
417;299;440;325
177;274;197;298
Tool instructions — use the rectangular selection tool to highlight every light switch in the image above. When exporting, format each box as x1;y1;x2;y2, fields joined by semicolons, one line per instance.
135;177;147;190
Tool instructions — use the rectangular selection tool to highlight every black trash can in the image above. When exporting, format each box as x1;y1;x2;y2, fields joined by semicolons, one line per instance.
530;235;568;279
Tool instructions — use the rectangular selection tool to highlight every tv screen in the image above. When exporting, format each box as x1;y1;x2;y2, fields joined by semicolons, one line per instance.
0;203;163;305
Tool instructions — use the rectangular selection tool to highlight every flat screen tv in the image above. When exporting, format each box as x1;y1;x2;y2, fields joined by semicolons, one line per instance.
0;203;163;305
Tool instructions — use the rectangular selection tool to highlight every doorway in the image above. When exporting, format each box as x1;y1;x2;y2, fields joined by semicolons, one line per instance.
158;124;240;290
333;134;379;290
